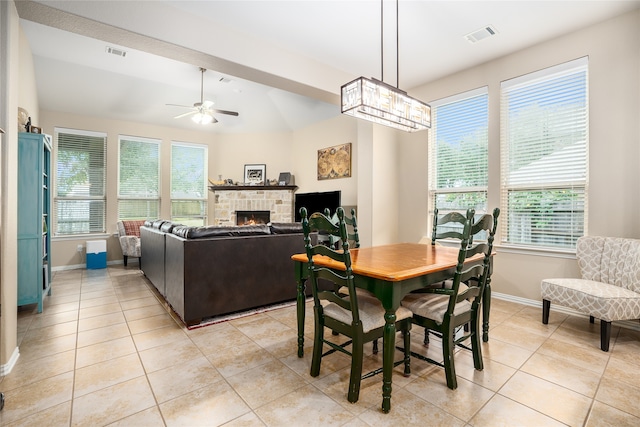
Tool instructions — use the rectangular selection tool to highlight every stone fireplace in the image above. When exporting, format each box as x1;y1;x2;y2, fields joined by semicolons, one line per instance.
210;186;297;226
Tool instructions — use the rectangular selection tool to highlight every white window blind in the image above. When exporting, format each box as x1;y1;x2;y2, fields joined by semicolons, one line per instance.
500;57;588;249
118;136;160;220
54;128;106;235
171;142;207;226
429;88;489;230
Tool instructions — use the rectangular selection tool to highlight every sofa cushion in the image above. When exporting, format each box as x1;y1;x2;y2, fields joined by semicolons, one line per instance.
269;222;303;234
172;224;271;239
160;221;179;233
151;219;168;230
122;220;146;237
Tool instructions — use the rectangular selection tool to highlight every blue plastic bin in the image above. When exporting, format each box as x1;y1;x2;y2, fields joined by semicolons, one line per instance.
86;240;107;269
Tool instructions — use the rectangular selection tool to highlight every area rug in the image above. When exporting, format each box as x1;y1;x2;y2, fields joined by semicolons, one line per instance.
186;300;298;330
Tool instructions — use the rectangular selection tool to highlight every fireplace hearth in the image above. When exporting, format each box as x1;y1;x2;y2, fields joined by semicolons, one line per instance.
236;210;270;226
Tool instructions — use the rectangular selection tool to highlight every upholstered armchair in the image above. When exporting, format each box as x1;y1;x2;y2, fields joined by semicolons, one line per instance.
116;220;145;267
541;236;640;351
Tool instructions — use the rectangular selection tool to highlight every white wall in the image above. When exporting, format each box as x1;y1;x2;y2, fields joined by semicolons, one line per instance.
399;9;640;301
371;126;400;245
17;25;39;128
398;131;429;243
216;132;294;185
291;115;358;205
0;0;21;374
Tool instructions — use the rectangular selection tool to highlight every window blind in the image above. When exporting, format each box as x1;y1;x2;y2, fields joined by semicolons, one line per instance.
54;128;107;235
429;88;489;222
118;136;160;220
171;142;207;226
500;57;588;249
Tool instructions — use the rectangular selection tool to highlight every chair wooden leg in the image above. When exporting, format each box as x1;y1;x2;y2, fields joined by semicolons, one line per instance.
442;326;458;390
471;314;484;371
310;307;324;377
482;278;492;342
590;315;595;324
403;326;411;377
123;255;128;267
347;330;364;403
424;328;430;346
542;299;550;324
600;320;611;352
372;339;378;354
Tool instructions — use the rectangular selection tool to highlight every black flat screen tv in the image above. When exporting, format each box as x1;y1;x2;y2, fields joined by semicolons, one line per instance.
294;190;341;222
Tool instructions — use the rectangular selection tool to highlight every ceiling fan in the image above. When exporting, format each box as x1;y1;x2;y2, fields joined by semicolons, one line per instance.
167;67;239;124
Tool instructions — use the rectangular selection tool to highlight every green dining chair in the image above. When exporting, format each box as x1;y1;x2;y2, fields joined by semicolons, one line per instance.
301;207;412;403
401;208;498;390
423;207;500;345
323;207;360;249
323;208;381;351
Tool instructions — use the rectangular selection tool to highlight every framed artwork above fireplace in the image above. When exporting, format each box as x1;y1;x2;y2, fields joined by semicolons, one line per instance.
244;164;266;185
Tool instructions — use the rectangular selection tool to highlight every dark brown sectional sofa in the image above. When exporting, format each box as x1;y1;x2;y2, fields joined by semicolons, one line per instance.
140;220;313;326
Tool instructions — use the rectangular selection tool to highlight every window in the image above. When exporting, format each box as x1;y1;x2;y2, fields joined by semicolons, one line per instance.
500;57;588;249
118;136;160;220
54;128;106;235
428;88;489;231
171;142;207;226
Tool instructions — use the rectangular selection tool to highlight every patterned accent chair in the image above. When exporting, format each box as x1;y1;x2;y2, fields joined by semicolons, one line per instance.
541;236;640;351
116;220;146;267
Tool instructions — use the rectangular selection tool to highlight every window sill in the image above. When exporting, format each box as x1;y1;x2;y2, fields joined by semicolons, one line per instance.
52;233;111;242
495;244;576;259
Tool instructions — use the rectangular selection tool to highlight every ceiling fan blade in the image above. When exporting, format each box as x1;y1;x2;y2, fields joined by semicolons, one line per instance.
166;103;194;109
174;110;196;119
212;108;239;117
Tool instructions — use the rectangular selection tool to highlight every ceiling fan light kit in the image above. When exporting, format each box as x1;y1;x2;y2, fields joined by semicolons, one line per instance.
192;112;215;124
340;0;430;132
169;67;239;125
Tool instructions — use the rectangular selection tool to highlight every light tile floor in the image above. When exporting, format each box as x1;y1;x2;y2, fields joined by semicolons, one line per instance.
1;265;640;426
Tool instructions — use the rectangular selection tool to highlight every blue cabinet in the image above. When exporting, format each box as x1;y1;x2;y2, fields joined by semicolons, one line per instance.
18;133;52;313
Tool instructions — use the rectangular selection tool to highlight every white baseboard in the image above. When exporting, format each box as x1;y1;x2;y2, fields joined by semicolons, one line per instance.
493;292;640;332
51;258;133;272
0;346;20;376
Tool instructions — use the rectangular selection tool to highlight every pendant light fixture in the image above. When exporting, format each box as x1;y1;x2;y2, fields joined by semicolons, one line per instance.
341;0;431;132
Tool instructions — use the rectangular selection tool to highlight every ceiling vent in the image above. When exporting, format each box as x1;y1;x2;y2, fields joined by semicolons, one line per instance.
465;25;498;44
105;46;127;58
219;77;232;83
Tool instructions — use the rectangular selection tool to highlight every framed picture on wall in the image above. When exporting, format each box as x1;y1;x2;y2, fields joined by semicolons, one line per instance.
317;142;351;180
244;164;266;185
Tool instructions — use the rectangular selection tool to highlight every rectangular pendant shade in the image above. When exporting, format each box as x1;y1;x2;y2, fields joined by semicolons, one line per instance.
341;77;431;132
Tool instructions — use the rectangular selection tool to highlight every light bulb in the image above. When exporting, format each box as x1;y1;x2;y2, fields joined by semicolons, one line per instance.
200;113;214;124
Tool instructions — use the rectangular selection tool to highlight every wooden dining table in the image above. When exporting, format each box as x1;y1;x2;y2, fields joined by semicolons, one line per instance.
291;242;492;413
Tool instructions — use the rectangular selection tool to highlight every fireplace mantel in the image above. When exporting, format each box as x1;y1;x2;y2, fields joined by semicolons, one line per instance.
209;185;298;192
210;185;298;226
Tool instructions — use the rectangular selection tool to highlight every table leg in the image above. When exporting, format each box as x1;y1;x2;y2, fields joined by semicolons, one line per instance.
296;275;306;358
482;276;491;342
381;310;396;413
